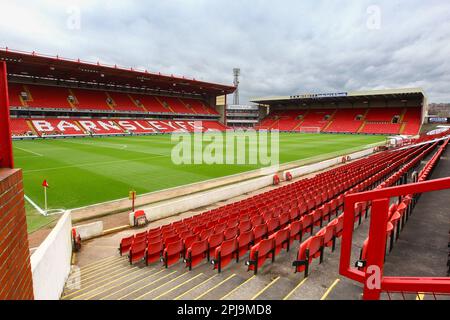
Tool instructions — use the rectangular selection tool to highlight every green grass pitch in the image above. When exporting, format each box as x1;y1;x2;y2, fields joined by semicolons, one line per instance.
13;133;385;230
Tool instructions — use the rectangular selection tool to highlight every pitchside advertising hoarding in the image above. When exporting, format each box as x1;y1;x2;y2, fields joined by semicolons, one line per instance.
30;119;207;134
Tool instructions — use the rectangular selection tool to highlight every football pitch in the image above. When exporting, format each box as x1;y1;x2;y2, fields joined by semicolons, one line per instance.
13;133;385;214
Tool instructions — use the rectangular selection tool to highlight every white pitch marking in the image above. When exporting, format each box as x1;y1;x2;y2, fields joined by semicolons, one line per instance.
15;147;43;157
24;194;47;216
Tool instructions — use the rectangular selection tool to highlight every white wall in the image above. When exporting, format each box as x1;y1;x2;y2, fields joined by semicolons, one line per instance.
74;221;103;240
30;211;72;300
283;147;374;179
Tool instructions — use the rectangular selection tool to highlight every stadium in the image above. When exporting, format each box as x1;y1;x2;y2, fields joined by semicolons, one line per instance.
0;3;450;309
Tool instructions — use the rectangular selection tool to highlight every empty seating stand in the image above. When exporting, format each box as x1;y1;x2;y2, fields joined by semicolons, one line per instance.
258;107;422;135
117;138;443;277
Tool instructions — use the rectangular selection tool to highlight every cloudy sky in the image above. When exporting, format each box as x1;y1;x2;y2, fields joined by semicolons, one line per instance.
1;0;449;103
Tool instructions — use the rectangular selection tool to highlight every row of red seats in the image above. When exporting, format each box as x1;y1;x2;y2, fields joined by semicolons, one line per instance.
360;122;402;134
258;107;422;135
119;144;416;273
292;142;434;277
251;148;410;275
8;83;218;115
358;141;443;264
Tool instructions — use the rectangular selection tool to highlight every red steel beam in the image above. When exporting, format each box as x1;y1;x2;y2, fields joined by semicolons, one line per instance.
0;61;13;168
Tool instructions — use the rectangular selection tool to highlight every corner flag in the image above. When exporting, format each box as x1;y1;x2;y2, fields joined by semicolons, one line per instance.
42;179;49;212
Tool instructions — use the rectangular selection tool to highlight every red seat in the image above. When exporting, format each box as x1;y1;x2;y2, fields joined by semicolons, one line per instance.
162;231;177;240
227;218;239;228
208;233;224;259
268;228;290;255
335;215;344;237
162;240;184;268
183;234;200;258
200;227;214;241
179;230;193;239
321;203;331;222
253;224;268;244
247;238;274;275
279;212;290;229
300;214;313;235
147;234;161;244
164;235;181;245
251;215;263;226
237;230;253;259
146;240;163;265
129;240;146;265
267;217;280;235
193;225;206;235
262;212;272;222
148;228;161;238
288;220;302;244
312;208;323;227
212;238;237;273
317;224;336;252
292;235;324;277
239;220;252;233
119;235;134;256
185;240;209;270
224;226;238;240
289;208;299;222
213;223;227;234
135;232;147;243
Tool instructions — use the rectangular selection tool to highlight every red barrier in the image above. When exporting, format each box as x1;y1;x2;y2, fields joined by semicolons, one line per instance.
0;61;13;168
339;177;450;300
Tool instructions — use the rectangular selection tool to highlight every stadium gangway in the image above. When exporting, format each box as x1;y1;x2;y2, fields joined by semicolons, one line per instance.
339;177;450;300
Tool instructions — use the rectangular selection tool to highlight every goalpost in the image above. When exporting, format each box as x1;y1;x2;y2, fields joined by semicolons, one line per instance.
299;127;321;133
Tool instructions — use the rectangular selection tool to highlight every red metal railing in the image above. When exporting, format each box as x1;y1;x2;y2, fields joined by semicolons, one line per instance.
0;61;13;168
339;177;450;300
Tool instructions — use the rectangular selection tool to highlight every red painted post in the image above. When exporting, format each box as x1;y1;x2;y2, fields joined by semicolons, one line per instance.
362;198;390;300
0;61;13;168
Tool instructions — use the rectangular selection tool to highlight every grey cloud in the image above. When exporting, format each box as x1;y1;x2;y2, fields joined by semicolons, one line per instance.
0;0;449;102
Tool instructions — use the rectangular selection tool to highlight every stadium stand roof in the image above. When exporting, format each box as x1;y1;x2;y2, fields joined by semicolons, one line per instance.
0;47;236;96
251;88;426;106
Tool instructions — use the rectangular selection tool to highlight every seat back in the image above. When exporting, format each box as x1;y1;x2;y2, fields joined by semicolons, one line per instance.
164;235;181;245
208;232;224;257
213;223;227;234
186;239;208;269
200;227;214;241
251;215;264;226
224;226;238;240
213;238;237;270
247;238;274;273
289;220;302;244
279;212;290;228
269;228;289;255
146;240;163;264
130;241;146;264
267;217;280;234
317;224;334;247
239;220;252;233
163;240;184;267
253;224;268;244
119;235;134;256
237;230;253;258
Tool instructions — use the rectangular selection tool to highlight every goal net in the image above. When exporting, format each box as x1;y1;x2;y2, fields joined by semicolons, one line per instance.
298;127;321;133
